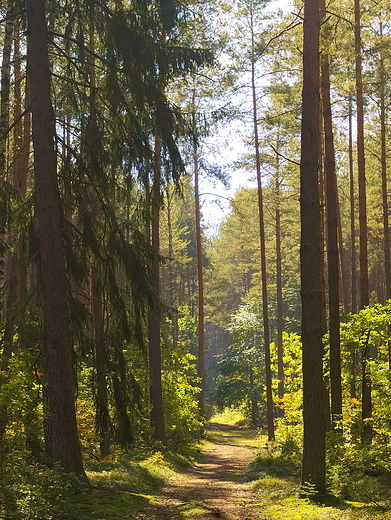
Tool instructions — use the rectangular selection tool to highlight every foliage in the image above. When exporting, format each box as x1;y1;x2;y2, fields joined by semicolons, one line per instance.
162;342;203;448
214;303;265;425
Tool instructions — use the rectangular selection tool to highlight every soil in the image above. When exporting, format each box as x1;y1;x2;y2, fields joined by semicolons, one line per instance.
136;423;266;520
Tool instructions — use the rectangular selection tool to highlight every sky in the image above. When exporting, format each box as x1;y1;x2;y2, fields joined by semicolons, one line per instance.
199;0;294;235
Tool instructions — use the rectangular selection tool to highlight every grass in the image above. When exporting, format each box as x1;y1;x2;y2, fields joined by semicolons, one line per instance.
210;408;251;426
57;446;200;519
248;437;391;520
61;490;149;520
23;410;391;520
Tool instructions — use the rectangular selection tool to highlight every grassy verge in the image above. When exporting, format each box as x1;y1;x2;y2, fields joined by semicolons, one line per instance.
248;436;391;520
57;446;201;519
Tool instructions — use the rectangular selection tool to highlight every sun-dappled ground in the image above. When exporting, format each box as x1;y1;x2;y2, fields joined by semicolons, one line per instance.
55;413;391;519
136;422;262;519
133;417;391;520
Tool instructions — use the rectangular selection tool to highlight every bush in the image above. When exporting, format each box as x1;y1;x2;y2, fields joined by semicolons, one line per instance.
162;347;203;449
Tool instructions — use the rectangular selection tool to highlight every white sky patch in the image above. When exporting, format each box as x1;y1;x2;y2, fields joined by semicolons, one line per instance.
199;0;295;234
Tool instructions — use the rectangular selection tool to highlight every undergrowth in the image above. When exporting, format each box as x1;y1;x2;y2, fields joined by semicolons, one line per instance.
248;432;391;520
0;444;200;520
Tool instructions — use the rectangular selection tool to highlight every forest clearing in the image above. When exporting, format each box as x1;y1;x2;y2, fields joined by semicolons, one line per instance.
3;0;391;517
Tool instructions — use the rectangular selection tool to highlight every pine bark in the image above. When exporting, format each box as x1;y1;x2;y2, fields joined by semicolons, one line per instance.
251;25;274;441
354;0;372;443
0;1;14;317
378;43;391;369
148;138;166;444
193;125;205;417
349;98;357;315
275;159;284;415
300;0;327;491
355;0;369;309
321;7;342;432
92;268;111;456
27;0;86;480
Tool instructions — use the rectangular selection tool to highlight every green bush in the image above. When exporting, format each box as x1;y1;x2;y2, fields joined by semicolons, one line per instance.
162;346;203;449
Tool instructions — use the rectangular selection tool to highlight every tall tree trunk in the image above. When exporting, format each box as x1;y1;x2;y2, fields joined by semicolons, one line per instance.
321;5;342;433
0;1;14;319
354;0;372;444
380;75;391;304
0;3;16;476
349;97;357;315
378;42;391;369
300;0;327;492
92;268;111;456
166;187;179;348
87;6;111;454
348;96;358;400
2;18;23;369
275;155;284;416
355;0;369;309
148;138;166;444
337;201;349;315
250;17;274;441
27;0;86;480
193;120;205;418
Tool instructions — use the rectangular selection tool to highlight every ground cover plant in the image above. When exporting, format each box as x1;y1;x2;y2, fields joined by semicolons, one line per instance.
246;425;391;520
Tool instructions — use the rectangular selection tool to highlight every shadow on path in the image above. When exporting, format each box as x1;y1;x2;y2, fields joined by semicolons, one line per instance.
136;423;263;520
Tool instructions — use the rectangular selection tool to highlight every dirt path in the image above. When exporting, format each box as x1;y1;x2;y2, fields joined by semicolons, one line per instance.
136;423;264;520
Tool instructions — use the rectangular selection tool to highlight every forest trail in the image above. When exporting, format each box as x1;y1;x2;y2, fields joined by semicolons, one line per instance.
136;423;264;520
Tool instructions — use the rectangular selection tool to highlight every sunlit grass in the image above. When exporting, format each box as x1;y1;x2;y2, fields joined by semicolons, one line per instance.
209;408;249;426
248;444;391;520
59;447;198;519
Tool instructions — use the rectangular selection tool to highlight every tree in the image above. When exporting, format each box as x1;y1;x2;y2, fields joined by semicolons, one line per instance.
300;0;328;492
147;139;167;444
250;8;274;441
354;0;372;445
26;0;86;480
321;0;342;432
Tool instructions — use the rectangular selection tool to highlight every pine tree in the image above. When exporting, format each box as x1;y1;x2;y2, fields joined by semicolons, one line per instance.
300;0;328;492
26;0;87;480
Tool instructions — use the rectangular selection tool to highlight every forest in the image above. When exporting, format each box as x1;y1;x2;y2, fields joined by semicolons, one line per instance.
1;0;391;518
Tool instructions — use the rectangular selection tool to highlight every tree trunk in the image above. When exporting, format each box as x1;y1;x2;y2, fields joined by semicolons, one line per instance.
355;0;369;309
321;9;342;432
378;46;391;368
148;138;166;444
166;187;179;348
300;0;327;492
349;97;357;315
337;200;349;316
251;18;274;441
27;0;86;480
275;156;284;416
92;267;111;456
354;0;372;443
0;1;14;319
2;17;23;369
87;6;111;455
193;121;205;418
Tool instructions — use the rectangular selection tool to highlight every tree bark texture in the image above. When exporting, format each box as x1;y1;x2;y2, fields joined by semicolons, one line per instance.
148;138;166;444
321;14;342;432
91;268;111;456
27;0;86;480
275;161;284;414
348;98;357;315
0;2;14;314
355;0;369;310
300;0;327;491
251;39;274;441
194;128;205;418
354;0;372;442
